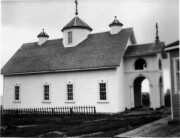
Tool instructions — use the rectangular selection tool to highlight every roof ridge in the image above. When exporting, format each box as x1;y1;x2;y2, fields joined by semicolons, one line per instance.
129;41;164;46
90;28;132;35
22;38;63;45
74;16;77;26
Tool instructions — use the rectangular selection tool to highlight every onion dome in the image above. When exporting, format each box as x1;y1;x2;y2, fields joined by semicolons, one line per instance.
37;29;49;38
61;16;93;32
109;16;123;27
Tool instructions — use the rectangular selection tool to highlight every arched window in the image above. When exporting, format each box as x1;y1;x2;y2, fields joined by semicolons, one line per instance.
159;59;162;70
135;59;147;70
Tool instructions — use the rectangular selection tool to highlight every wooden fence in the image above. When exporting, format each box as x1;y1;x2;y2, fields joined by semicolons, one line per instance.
0;105;96;117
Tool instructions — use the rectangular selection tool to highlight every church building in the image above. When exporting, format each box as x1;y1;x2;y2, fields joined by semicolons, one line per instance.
1;1;166;113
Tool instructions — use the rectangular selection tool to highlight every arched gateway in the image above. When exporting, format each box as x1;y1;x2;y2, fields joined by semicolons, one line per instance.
133;76;151;108
124;45;166;110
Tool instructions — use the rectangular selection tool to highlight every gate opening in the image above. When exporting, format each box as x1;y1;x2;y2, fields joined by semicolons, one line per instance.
133;76;150;108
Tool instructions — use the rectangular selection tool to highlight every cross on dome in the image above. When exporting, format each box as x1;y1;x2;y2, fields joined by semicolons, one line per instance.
75;0;78;16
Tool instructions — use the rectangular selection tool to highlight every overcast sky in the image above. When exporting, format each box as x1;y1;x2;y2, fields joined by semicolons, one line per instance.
0;0;179;96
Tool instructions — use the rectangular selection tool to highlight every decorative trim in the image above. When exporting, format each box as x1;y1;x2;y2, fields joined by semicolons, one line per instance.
125;70;161;74
65;101;76;104
41;101;51;103
62;26;93;32
3;66;117;76
97;101;109;104
13;100;21;103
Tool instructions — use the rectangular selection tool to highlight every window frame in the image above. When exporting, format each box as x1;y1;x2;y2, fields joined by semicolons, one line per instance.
67;31;73;44
97;80;109;103
65;82;75;103
173;57;180;94
13;84;21;103
42;83;51;103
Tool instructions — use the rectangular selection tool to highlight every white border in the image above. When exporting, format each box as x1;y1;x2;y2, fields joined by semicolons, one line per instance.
97;80;109;103
65;81;75;103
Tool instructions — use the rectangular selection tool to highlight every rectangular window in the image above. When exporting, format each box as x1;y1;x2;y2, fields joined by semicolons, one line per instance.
174;58;180;93
15;86;20;101
44;85;50;101
99;83;106;100
68;31;72;44
67;84;73;100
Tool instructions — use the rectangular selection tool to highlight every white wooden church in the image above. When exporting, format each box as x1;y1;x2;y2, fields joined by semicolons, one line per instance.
1;1;166;113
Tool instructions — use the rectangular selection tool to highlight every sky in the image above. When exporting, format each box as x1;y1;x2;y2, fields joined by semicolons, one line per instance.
0;0;179;96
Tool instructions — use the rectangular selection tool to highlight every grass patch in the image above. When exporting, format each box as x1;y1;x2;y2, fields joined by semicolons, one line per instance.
1;108;170;137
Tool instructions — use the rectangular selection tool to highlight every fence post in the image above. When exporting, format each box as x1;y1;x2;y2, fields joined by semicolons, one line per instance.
94;106;96;114
0;106;2;116
70;107;73;115
52;108;54;115
15;109;18;117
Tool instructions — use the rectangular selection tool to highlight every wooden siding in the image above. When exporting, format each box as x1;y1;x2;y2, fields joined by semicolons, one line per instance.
169;50;180;120
3;68;124;113
169;50;179;94
172;94;180;120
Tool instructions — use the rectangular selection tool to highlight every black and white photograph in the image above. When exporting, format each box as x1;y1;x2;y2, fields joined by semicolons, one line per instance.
0;0;179;137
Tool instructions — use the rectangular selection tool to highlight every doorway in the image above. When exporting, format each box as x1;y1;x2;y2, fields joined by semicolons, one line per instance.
133;76;150;108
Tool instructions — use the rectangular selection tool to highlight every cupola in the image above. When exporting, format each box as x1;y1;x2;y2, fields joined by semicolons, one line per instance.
109;16;123;35
37;29;49;45
61;0;92;48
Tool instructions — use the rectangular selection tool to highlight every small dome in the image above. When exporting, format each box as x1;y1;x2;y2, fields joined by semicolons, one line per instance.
109;16;123;27
61;16;92;32
37;29;49;38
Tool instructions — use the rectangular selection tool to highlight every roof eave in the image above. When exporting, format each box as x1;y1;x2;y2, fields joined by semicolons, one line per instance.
1;66;118;76
109;23;123;27
165;45;179;51
124;52;159;57
61;26;93;32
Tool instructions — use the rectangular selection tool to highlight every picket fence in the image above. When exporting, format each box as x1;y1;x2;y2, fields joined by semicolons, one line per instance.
0;105;96;116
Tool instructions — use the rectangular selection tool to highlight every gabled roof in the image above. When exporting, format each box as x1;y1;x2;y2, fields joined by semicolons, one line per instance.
1;28;134;75
61;16;92;32
124;42;165;57
37;29;49;38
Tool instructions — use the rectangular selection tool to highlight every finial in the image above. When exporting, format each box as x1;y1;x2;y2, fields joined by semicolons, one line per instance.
155;23;160;43
42;29;44;31
75;0;78;15
115;16;117;19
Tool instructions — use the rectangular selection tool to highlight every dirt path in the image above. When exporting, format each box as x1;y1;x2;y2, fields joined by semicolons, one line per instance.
116;116;180;137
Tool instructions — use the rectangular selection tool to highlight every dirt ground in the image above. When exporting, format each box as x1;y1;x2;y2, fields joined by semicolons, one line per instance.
0;107;170;137
116;116;180;137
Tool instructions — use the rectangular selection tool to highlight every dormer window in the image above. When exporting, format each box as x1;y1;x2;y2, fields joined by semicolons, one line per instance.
68;31;73;44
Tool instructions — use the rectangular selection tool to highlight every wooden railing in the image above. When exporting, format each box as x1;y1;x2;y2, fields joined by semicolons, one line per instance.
0;105;96;116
